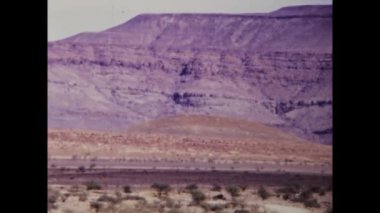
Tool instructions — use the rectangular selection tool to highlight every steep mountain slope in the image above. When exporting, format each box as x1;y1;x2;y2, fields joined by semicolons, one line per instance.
48;5;332;144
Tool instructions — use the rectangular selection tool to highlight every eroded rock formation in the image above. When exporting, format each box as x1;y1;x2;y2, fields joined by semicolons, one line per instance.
48;5;332;144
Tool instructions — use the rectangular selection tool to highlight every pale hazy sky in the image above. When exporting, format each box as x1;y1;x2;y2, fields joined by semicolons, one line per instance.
48;0;332;41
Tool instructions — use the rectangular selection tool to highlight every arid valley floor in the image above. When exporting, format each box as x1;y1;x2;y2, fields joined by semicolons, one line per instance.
48;115;332;213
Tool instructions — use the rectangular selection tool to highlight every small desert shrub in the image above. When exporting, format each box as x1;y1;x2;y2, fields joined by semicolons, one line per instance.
164;197;182;209
276;184;301;195
309;186;322;193
190;190;206;204
151;183;171;196
123;185;132;193
200;203;226;211
299;189;313;201
304;199;321;208
85;181;101;190
240;185;248;191
115;191;122;198
115;191;123;203
61;193;70;202
319;189;326;196
290;188;321;207
213;194;226;200
208;203;227;211
185;183;198;191
90;202;102;212
124;195;146;201
48;189;60;204
226;185;241;197
211;184;222;191
258;186;270;200
282;193;291;200
97;194;118;204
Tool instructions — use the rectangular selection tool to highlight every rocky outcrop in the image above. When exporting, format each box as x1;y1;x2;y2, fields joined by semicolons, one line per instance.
48;5;332;144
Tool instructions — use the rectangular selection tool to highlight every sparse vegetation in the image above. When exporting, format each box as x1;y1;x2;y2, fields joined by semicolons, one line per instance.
48;188;60;210
201;203;226;211
299;189;313;201
240;185;248;191
258;185;270;200
282;193;291;200
213;194;226;200
319;189;326;196
226;185;241;197
115;191;122;199
309;185;322;193
97;194;118;204
283;186;324;208
124;195;146;201
90;201;102;212
123;185;132;193
211;183;222;191
185;183;198;191
304;198;321;208
85;181;101;190
276;184;301;195
151;183;171;197
47;182;331;212
190;190;206;204
61;193;70;202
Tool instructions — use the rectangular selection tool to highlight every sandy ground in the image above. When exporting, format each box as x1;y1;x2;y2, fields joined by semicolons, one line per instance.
265;204;309;213
48;129;332;168
48;184;332;213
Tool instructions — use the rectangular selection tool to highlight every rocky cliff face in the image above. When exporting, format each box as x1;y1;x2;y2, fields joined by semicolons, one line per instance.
48;5;332;144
